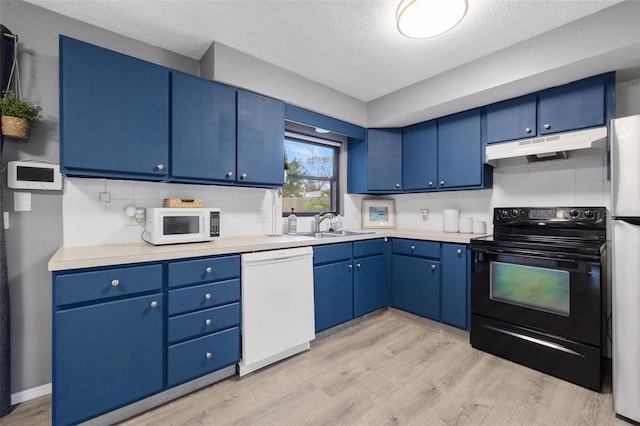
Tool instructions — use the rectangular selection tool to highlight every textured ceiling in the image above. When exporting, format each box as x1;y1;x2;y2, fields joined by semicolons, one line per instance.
24;0;624;102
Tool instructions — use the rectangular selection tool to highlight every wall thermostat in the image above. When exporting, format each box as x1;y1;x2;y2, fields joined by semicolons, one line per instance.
7;161;63;190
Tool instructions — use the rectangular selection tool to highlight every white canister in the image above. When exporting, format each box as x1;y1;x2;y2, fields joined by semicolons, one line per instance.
473;221;487;234
443;209;460;233
459;217;473;233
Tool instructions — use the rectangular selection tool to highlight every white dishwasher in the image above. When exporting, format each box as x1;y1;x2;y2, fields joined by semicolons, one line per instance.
239;246;315;376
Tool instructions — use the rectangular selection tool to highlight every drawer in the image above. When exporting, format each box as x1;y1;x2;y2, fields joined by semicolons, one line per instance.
392;239;440;259
168;255;240;288
168;302;240;343
353;239;385;258
55;264;163;306
168;279;240;315
167;327;240;387
314;242;352;265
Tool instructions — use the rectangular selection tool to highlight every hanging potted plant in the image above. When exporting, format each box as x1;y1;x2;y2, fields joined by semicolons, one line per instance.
0;91;41;139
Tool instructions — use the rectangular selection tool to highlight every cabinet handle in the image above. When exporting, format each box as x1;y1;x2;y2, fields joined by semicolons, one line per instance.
205;266;213;273
111;279;120;287
431;264;436;270
525;127;532;133
156;164;165;171
205;293;212;300
440;180;445;186
347;264;353;271
150;300;158;308
356;263;361;270
410;245;416;252
240;173;247;179
544;124;551;130
205;319;212;326
428;181;433;187
457;249;462;255
205;352;213;359
395;183;400;189
226;171;233;178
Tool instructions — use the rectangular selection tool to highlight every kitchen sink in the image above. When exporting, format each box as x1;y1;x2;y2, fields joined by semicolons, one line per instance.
293;230;375;238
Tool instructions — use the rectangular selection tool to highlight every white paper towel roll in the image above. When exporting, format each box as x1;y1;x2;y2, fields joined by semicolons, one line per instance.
443;209;460;233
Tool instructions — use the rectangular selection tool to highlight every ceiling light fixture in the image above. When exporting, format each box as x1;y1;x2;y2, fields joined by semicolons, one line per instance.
396;0;468;39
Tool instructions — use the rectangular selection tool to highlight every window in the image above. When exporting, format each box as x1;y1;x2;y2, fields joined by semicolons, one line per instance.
283;127;342;216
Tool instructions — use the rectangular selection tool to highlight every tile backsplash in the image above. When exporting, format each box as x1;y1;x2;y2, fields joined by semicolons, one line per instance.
63;149;609;247
63;178;283;247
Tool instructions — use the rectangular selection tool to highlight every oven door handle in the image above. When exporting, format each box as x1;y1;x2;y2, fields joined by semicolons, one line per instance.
471;246;598;262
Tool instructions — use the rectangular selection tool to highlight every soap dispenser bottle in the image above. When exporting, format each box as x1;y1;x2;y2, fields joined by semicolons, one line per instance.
287;208;297;234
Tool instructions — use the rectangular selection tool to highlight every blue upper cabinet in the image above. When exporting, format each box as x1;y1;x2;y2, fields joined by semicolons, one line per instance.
171;72;237;183
437;109;484;189
237;91;285;187
60;36;170;180
485;94;537;144
402;120;437;191
484;73;615;144
537;74;611;135
366;128;403;192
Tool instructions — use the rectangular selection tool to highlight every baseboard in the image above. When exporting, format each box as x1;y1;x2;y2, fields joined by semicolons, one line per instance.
11;383;51;405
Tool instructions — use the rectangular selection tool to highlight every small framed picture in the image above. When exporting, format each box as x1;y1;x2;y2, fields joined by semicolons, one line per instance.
362;198;396;229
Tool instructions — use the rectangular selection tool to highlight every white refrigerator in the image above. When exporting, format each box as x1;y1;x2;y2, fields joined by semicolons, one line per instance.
611;114;640;423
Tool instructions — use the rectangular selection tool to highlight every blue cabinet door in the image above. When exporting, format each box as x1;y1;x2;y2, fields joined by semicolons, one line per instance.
60;36;169;179
237;91;285;187
171;72;237;183
53;293;163;425
538;75;607;135
485;94;537;144
314;260;353;332
367;128;403;192
441;244;468;330
437;109;482;189
403;120;437;191
392;255;440;321
353;254;387;317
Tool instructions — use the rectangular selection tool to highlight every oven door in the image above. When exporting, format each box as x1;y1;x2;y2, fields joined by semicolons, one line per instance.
471;244;602;346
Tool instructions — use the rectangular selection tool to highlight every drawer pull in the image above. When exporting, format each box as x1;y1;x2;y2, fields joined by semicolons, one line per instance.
457;249;462;255
111;279;120;287
204;293;212;300
205;352;213;359
150;300;158;308
205;266;213;273
431;264;437;270
356;263;361;270
205;319;212;326
410;245;416;252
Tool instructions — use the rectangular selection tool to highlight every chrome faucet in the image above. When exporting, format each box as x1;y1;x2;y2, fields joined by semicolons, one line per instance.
313;212;334;232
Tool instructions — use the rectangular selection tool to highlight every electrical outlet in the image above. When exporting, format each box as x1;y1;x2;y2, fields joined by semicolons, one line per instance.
256;209;267;223
420;209;430;221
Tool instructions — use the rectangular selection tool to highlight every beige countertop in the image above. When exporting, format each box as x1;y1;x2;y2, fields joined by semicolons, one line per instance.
48;229;486;271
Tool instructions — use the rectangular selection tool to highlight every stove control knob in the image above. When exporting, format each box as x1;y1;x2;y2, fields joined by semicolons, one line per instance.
511;209;520;217
584;209;595;219
500;210;509;219
569;209;579;218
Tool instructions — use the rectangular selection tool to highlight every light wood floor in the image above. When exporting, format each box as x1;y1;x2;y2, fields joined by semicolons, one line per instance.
0;309;627;425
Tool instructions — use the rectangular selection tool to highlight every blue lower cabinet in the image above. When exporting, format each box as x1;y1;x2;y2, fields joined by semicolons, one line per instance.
53;293;164;426
392;255;441;321
313;239;388;333
353;254;387;317
441;244;469;330
168;327;241;387
314;260;354;333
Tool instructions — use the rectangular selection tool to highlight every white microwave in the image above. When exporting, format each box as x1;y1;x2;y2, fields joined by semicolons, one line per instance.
144;208;220;245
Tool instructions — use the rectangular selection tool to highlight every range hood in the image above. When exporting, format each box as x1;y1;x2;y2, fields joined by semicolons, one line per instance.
485;126;608;167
